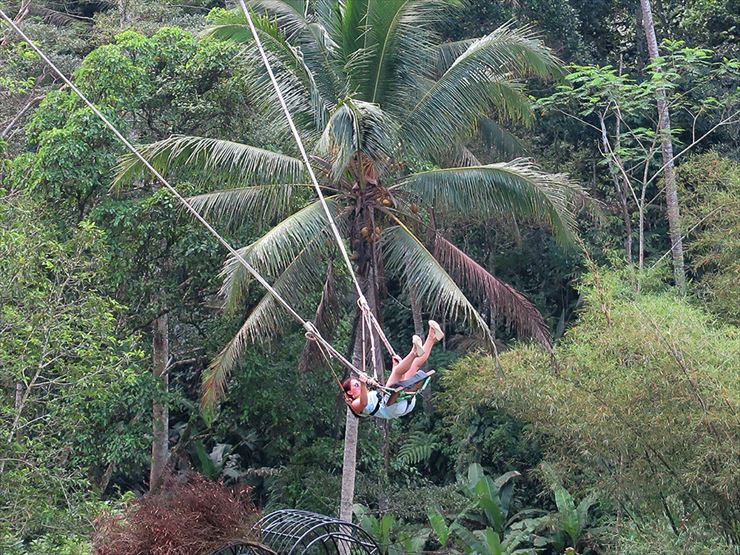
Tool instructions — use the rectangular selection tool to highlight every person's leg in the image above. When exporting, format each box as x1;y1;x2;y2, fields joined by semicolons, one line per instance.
386;345;417;385
403;330;436;379
404;321;443;379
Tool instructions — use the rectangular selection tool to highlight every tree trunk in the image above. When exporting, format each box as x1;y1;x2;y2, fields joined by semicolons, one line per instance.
599;113;633;264
339;205;386;521
149;312;169;493
639;0;686;291
339;405;359;521
339;329;364;522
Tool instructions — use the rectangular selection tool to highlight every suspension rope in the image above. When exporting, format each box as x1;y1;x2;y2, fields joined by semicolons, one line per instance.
234;0;367;307
0;7;366;379
369;308;399;361
360;312;367;376
366;311;379;382
234;0;402;362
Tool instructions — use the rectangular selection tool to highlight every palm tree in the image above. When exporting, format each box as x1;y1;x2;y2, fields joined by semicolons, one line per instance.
117;0;582;519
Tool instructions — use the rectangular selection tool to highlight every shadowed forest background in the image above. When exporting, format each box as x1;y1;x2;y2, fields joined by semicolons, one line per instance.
1;0;738;554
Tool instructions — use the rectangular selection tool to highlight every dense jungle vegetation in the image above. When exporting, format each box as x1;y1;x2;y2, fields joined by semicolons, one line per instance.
1;1;738;553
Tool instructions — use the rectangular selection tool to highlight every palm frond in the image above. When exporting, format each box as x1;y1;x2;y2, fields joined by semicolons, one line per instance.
202;219;345;410
29;5;80;26
448;22;560;78
114;135;304;187
479;117;525;158
206;10;334;129
450;145;482;167
248;0;311;39
317;101;358;180
317;98;397;179
361;0;456;103
381;224;494;343
220;197;346;312
396;159;582;242
187;183;313;230
433;234;551;348
435;38;476;73
204;21;306;129
247;0;342;98
337;0;368;66
400;22;560;158
298;264;343;373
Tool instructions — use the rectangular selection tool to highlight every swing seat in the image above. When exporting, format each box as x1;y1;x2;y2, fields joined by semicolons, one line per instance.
385;370;435;406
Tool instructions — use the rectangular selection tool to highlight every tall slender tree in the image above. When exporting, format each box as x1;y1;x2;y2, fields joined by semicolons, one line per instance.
149;312;169;492
118;0;582;519
639;0;686;291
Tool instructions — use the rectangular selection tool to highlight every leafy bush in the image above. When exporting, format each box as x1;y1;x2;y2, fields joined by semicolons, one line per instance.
440;268;739;540
679;152;740;325
93;474;260;555
0;192;149;546
608;518;739;555
0;533;92;555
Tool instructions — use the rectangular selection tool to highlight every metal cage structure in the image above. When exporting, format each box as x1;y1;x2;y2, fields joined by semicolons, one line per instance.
250;509;381;555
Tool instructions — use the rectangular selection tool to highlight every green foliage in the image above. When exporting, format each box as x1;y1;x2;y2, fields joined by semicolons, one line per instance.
355;504;430;555
27;103;123;219
679;0;740;57
609;518;739;555
536;42;738;268
0;532;92;555
0;191;148;546
425;464;529;554
396;431;439;466
441;268;740;539
510;463;603;552
679;152;740;324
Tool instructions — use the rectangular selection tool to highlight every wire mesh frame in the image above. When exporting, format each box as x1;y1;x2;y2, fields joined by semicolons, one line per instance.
251;510;380;555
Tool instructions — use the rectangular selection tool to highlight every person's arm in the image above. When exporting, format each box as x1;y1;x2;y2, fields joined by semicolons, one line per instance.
350;377;369;414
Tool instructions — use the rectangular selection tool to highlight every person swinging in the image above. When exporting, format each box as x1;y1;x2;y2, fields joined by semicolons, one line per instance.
342;320;444;419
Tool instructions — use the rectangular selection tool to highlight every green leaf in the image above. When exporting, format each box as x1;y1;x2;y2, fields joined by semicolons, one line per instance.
554;484;580;546
576;492;598;530
396;160;583;243
114;135;304;188
187;183;311;230
428;508;451;546
400;22;561;158
485;527;506;555
493;470;521;517
381;224;494;343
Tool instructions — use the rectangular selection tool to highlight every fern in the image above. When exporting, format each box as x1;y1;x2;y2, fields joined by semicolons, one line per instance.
396;431;439;466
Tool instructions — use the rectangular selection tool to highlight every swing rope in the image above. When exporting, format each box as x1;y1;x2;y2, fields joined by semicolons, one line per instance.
234;0;400;364
0;7;375;383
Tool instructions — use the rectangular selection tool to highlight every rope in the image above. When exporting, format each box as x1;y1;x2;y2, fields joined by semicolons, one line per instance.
360;311;367;377
234;0;365;305
369;310;398;361
234;0;400;361
0;8;363;378
366;311;380;381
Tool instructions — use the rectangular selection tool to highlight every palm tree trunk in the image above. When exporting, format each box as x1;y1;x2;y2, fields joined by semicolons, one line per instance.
339;328;364;521
639;0;686;291
340;209;386;521
149;312;169;493
339;403;359;521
